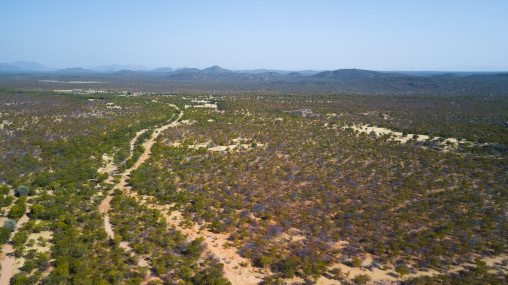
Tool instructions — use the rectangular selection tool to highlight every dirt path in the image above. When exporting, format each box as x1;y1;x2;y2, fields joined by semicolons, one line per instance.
98;109;262;284
0;214;30;284
98;111;182;283
100;128;149;183
98;129;148;239
121;188;262;285
117;119;263;284
99;112;183;241
119;194;261;285
0;138;143;284
151;202;262;285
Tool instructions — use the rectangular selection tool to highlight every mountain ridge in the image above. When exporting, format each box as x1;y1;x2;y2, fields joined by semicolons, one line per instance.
1;61;506;77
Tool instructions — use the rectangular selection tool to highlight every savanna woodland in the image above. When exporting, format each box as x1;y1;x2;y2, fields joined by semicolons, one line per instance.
0;73;507;285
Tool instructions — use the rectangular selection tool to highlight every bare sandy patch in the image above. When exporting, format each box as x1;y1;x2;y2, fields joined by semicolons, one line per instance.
346;125;471;150
184;99;218;109
41;80;107;84
98;153;116;174
169;137;265;152
53;89;110;94
0;214;30;285
0;120;13;129
139;202;264;285
13;230;53;275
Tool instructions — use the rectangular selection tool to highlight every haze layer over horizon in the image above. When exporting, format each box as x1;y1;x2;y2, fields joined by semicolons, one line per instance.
1;0;507;71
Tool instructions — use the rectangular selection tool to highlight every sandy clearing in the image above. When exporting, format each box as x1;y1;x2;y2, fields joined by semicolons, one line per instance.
119;196;262;285
53;89;110;94
170;141;264;152
0;120;14;130
311;252;508;284
12;231;53;276
102;211;115;239
97;153;116;174
194;103;218;108
0;214;30;285
346;124;470;150
0;217;9;226
185;100;218;109
40;80;107;84
137;202;264;285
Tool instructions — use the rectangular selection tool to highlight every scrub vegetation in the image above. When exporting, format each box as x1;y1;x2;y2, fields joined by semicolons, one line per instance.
0;84;506;285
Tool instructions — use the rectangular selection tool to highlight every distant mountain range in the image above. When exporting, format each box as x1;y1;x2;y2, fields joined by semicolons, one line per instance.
1;61;507;96
1;61;506;78
0;61;57;72
55;67;98;74
92;64;148;72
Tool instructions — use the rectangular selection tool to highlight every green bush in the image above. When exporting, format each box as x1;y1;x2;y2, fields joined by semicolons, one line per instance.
29;204;45;219
12;231;28;246
98;173;109;182
22;259;37;273
352;256;362;267
0;227;11;244
257;255;273;269
15;196;27;205
209;220;224;233
0;185;9;195
352;274;371;284
33;174;51;188
9;271;43;285
0;195;14;207
15;185;30;197
4;219;16;231
9;204;26;219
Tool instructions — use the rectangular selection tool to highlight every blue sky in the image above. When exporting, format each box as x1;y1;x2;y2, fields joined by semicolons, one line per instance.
1;0;507;71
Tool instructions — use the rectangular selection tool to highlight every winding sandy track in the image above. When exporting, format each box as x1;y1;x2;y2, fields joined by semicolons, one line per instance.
145;202;261;285
98;109;263;284
0;214;30;284
0;116;162;284
98;111;183;281
119;125;263;284
98;128;149;239
0;128;152;284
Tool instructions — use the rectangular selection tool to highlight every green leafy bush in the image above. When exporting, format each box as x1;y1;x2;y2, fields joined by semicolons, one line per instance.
0;227;11;244
4;219;16;231
15;185;30;197
352;274;371;284
9;204;26;219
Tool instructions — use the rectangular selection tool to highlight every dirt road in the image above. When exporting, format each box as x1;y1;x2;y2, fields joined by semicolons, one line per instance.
97;112;182;282
0;214;30;284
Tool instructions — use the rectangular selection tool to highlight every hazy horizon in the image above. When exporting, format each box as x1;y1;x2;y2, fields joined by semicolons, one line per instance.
1;1;507;71
3;60;508;73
